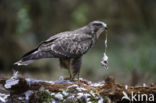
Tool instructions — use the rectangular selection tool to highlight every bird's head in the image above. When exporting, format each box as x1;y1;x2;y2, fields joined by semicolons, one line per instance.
88;21;108;38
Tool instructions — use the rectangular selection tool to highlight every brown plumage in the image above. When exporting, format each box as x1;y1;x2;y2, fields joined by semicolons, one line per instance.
15;21;108;80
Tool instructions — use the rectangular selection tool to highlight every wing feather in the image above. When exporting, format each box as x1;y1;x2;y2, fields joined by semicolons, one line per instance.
38;32;93;58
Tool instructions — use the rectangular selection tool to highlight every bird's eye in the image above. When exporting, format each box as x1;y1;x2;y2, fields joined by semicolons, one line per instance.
93;23;102;26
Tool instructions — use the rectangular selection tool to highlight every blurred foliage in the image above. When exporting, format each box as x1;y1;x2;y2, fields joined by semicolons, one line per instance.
0;0;156;83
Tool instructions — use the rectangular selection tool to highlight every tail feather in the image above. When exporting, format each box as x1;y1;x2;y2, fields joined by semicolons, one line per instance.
22;48;38;58
14;48;53;66
14;60;34;66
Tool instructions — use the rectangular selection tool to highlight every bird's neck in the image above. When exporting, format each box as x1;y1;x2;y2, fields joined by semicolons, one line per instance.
74;26;99;40
96;28;104;39
75;26;90;33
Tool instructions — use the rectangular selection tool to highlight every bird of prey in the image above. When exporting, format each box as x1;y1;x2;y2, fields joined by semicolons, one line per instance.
15;21;108;80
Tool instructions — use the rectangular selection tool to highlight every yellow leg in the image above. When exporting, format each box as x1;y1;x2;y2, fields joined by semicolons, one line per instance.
78;73;80;84
68;65;73;81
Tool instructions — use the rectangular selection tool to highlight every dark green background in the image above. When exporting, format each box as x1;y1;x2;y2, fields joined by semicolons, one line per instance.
0;0;155;85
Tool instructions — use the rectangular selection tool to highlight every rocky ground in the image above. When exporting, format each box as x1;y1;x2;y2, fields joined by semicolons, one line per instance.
0;72;156;103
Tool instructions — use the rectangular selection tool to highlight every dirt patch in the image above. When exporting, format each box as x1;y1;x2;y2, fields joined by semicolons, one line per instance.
0;74;155;103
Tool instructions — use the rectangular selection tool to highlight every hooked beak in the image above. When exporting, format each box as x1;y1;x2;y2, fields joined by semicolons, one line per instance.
105;26;108;30
102;23;108;30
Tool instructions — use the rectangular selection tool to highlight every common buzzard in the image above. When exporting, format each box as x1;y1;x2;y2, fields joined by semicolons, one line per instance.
15;21;108;80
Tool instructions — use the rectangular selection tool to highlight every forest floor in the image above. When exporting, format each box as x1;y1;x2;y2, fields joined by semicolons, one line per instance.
0;72;156;103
